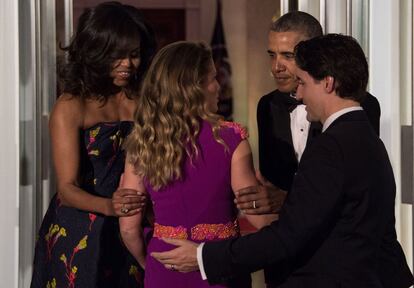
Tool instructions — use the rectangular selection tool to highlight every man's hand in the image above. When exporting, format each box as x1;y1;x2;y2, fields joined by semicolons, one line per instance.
111;188;146;217
151;238;199;273
235;170;287;214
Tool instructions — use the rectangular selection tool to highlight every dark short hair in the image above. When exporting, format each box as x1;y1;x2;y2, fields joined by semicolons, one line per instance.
59;1;156;100
295;34;368;102
270;11;323;39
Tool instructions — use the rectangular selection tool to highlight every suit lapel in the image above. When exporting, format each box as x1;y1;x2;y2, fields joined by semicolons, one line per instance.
307;121;322;146
269;91;294;147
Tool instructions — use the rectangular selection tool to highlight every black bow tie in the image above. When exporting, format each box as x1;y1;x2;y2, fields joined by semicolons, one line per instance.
281;93;303;112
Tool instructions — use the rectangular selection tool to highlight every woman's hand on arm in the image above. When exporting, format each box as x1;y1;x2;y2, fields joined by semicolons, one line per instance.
111;187;146;217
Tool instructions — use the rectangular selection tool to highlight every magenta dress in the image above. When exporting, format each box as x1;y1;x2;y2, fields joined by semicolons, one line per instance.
144;120;251;288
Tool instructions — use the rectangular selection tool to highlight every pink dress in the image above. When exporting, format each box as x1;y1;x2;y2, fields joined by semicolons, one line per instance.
144;120;251;288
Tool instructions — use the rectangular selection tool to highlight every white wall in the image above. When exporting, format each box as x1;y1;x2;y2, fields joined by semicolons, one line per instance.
0;0;20;287
398;0;413;270
370;0;413;268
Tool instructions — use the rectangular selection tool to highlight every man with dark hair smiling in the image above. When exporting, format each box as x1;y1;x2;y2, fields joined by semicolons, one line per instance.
235;11;380;214
151;34;413;288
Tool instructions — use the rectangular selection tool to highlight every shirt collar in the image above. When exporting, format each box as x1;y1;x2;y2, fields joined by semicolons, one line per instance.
322;106;363;132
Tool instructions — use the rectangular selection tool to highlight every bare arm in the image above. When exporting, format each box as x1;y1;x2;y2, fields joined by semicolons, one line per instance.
231;140;277;229
119;160;147;268
50;96;144;216
234;171;287;215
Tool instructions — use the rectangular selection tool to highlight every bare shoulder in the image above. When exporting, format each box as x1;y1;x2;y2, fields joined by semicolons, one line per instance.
50;93;84;129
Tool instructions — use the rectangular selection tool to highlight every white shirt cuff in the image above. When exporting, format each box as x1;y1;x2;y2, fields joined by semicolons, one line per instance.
197;242;207;280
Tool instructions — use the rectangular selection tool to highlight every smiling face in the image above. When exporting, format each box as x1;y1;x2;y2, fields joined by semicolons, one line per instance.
201;60;220;113
268;30;306;93
110;46;141;87
295;67;326;122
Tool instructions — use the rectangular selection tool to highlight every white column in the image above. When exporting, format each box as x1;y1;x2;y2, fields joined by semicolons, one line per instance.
0;0;20;287
399;0;413;271
298;0;320;21
325;0;347;33
370;0;413;270
280;0;290;15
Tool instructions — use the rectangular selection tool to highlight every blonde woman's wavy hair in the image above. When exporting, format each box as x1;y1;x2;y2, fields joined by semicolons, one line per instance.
124;41;225;190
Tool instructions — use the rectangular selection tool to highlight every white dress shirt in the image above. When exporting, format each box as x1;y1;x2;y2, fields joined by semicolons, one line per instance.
290;104;310;162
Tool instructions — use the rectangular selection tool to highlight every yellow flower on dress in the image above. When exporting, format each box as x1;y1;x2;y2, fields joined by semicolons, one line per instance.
46;278;56;288
75;235;88;252
90;127;100;139
60;254;67;265
129;265;138;276
58;227;66;237
45;224;59;241
110;130;120;141
45;224;67;241
89;149;100;156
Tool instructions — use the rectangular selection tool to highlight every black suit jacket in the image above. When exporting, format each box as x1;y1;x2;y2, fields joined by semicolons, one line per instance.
203;111;413;288
257;90;381;191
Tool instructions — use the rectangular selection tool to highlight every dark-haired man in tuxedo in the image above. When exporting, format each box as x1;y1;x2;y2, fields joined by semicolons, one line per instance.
235;11;380;214
151;34;413;288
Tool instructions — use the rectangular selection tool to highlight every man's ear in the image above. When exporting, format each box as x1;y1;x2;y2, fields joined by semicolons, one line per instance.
324;76;335;93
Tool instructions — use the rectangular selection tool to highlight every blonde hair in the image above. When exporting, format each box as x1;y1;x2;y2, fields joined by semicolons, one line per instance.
124;41;225;190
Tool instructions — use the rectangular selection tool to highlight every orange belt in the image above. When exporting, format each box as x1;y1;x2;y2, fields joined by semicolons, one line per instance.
153;221;239;241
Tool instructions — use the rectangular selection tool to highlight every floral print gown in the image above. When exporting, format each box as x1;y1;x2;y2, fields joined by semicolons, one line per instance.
31;121;144;288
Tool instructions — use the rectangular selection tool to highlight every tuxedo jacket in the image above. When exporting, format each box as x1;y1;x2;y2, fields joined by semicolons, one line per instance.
203;111;413;288
257;89;381;192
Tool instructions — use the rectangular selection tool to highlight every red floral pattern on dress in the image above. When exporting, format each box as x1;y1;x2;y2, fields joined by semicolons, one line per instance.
58;213;96;287
219;121;248;139
45;224;67;261
32;122;140;287
88;213;97;231
60;236;88;288
86;127;101;155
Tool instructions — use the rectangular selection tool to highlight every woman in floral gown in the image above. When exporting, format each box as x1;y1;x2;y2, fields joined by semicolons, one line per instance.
30;2;155;287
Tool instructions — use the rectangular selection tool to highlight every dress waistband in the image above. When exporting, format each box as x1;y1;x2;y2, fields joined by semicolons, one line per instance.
153;221;239;241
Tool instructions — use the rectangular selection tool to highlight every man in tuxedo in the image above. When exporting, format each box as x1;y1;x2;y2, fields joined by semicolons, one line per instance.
235;11;380;214
151;34;413;288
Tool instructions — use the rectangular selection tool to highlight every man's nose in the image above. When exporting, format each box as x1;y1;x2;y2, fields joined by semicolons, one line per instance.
272;58;285;72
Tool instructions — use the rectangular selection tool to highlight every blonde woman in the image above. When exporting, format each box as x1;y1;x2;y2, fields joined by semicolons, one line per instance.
119;41;276;287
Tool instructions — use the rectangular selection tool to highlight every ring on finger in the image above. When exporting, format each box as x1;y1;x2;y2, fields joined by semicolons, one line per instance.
253;200;257;209
120;204;129;214
170;264;176;271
